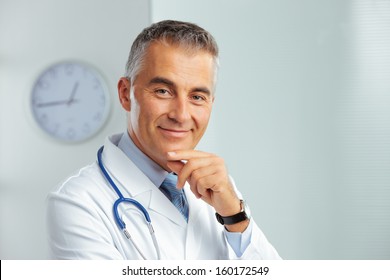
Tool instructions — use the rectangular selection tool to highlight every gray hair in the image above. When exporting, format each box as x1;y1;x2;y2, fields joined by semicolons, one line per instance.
124;20;219;83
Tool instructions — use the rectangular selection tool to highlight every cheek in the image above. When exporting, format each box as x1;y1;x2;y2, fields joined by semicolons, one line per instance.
135;101;166;133
145;99;170;123
129;97;153;138
194;106;212;129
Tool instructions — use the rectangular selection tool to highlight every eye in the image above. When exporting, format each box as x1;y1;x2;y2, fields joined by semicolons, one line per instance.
155;89;168;94
154;88;171;97
191;94;207;103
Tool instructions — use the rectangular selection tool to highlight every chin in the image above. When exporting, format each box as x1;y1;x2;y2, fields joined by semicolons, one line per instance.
168;142;194;151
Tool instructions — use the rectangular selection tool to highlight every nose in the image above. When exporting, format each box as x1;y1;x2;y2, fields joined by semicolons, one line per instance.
167;95;191;124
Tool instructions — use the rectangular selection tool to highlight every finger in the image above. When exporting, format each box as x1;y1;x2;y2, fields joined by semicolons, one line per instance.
189;179;201;198
193;171;220;196
166;160;185;176
193;176;216;202
188;167;218;198
195;176;214;202
195;174;239;214
167;150;212;161
188;165;218;190
175;156;215;188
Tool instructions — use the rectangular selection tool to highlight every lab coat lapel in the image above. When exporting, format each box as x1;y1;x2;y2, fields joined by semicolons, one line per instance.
184;184;210;259
149;189;187;228
103;135;152;197
185;185;204;225
103;135;186;228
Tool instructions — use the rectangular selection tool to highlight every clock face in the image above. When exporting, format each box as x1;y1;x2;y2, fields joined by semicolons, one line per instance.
31;62;110;142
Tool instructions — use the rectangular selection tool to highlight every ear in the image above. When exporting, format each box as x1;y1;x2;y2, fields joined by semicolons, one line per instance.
118;77;131;111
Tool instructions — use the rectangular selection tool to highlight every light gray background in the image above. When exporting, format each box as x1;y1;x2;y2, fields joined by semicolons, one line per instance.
1;0;389;259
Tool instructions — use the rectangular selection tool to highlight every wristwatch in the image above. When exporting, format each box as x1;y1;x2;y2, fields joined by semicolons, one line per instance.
215;200;251;225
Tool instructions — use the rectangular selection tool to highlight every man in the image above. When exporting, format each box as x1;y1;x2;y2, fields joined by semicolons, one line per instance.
46;20;280;259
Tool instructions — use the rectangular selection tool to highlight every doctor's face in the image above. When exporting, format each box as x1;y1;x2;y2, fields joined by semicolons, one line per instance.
118;42;215;170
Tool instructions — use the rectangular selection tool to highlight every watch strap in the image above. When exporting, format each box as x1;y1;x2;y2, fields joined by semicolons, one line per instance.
215;200;249;225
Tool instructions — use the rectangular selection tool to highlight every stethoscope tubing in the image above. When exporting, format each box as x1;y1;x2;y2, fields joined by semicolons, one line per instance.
97;146;161;259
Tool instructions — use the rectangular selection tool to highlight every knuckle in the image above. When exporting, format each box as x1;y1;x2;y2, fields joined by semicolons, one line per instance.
215;157;224;165
216;165;226;174
191;169;200;180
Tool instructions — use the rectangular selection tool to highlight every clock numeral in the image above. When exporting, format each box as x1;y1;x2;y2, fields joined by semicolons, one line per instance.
65;64;74;75
38;80;49;90
66;128;76;140
93;112;102;121
82;67;89;77
98;94;106;105
82;123;90;133
51;123;60;134
49;68;57;78
32;96;42;106
93;78;101;90
39;114;48;124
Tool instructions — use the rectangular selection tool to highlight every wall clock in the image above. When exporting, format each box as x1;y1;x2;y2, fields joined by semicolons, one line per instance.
30;61;111;142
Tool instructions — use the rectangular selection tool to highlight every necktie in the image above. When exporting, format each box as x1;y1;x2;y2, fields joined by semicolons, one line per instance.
159;173;189;222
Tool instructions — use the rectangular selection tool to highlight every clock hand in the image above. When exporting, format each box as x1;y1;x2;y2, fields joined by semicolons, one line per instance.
36;99;79;108
67;81;79;105
36;82;80;108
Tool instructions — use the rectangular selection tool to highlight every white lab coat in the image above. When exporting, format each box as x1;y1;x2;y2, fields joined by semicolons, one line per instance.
46;134;281;260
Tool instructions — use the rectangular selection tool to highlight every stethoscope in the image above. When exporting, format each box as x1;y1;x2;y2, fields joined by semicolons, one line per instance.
97;146;161;260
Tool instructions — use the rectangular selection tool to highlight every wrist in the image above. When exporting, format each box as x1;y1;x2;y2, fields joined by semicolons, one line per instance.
216;198;241;217
215;200;251;227
224;218;250;233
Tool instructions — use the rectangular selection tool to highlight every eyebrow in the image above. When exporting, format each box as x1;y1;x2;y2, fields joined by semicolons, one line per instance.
148;76;175;87
192;86;211;96
148;76;211;96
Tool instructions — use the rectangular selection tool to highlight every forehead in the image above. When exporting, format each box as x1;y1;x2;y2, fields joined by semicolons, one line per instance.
137;42;216;89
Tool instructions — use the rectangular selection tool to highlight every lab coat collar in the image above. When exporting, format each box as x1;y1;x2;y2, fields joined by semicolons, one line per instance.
117;131;168;188
102;134;187;228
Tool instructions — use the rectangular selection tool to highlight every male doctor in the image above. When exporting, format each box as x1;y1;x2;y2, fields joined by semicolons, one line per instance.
46;20;281;260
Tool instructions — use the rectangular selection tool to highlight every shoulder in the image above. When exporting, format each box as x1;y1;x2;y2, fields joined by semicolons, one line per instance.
46;161;119;225
48;162;107;202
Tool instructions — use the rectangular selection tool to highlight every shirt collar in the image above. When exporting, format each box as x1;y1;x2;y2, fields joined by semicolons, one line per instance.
117;131;168;188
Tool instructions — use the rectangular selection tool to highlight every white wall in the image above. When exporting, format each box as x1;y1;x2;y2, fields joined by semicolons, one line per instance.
0;0;150;259
151;0;390;259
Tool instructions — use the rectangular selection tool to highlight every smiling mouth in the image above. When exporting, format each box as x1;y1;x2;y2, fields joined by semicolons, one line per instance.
158;126;191;138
